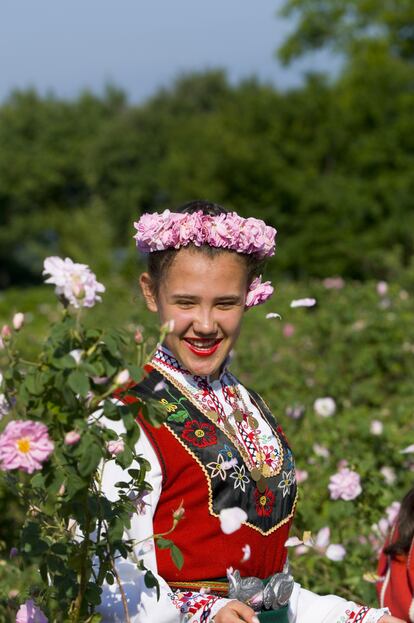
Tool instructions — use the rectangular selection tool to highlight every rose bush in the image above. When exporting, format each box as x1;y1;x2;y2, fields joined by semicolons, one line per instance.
0;258;182;622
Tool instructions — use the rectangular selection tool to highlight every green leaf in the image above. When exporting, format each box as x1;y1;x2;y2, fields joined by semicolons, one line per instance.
144;569;160;600
171;544;184;570
25;372;45;396
53;354;77;369
156;537;173;549
114;444;133;469
128;364;142;382
167;409;189;423
68;369;90;397
31;472;46;489
105;572;115;585
78;441;102;477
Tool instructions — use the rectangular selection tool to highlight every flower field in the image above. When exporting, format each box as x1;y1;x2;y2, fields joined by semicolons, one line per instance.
0;266;413;618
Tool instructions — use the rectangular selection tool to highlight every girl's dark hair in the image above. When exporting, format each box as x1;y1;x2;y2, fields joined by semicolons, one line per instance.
147;200;265;293
384;485;414;558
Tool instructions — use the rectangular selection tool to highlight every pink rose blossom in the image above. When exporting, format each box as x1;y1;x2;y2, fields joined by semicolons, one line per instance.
134;329;143;344
323;277;345;290
245;276;274;308
282;323;295;338
1;324;11;339
107;439;125;456
43;256;105;309
0;420;54;474
376;281;388;296
16;599;48;623
385;501;401;526
328;467;362;501
295;469;308;484
64;431;81;446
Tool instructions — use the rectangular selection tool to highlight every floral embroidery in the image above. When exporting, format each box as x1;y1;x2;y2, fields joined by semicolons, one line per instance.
278;470;293;497
218;443;236;461
181;420;217;448
255;487;275;517
229;464;250;492
257;444;279;470
160;398;177;413
207;453;227;480
169;590;220;620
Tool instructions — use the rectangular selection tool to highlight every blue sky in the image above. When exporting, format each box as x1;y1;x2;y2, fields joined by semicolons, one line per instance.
0;0;337;102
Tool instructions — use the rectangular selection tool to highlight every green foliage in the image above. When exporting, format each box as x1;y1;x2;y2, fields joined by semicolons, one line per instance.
278;0;414;64
0;288;176;622
1;61;414;284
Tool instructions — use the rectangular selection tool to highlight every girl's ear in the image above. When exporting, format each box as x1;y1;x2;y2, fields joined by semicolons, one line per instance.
139;273;158;313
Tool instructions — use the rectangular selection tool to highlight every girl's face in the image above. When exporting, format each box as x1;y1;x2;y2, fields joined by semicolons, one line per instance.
140;247;248;379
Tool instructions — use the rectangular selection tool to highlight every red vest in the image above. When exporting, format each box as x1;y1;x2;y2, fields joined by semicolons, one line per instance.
117;366;297;583
376;525;414;622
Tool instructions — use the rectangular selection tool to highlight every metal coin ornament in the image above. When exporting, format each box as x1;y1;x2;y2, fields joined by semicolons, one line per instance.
207;410;218;422
248;415;259;429
233;409;244;423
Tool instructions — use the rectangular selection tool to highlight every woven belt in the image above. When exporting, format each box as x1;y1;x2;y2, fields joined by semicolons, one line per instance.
168;580;229;595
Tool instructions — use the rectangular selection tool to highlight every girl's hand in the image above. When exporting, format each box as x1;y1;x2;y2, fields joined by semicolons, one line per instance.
213;600;259;623
378;616;406;623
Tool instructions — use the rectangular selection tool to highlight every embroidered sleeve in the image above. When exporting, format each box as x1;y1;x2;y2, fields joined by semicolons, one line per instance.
289;583;390;623
169;591;229;622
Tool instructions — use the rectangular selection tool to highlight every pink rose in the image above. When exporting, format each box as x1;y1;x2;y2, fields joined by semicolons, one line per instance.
107;439;125;456
245;276;274;308
0;420;54;474
328;467;362;501
16;599;48;623
64;431;81;446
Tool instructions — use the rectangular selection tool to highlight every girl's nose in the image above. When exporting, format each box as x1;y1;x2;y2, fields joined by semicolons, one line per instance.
193;309;217;335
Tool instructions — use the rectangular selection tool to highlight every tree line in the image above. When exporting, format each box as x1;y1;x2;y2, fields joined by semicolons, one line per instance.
1;0;413;287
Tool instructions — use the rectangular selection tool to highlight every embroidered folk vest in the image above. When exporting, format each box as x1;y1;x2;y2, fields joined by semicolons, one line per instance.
119;365;298;583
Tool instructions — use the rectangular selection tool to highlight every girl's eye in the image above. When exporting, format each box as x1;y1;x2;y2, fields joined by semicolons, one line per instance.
217;302;236;309
176;300;194;308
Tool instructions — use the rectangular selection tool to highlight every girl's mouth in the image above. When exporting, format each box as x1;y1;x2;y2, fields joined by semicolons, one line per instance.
183;337;223;357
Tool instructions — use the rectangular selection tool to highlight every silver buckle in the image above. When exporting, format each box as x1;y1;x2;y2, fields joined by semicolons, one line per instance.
227;562;294;612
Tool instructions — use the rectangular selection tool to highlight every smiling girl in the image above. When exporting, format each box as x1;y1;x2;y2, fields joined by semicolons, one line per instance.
97;201;402;623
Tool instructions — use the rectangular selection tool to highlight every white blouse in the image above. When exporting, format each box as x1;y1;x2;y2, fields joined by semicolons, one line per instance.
96;346;389;623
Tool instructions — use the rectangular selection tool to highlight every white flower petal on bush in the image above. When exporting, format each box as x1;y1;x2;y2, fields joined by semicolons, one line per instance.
400;444;414;454
0;372;3;387
315;526;330;549
325;544;346;561
370;419;383;435
115;369;130;386
43;256;105;309
0;393;10;420
290;298;316;308
284;536;303;547
380;466;396;485
12;312;25;330
265;313;281;319
313;443;330;458
219;507;247;535
313;397;336;418
69;349;83;365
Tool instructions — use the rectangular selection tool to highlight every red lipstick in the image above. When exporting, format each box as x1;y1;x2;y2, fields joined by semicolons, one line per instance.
183;338;222;357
